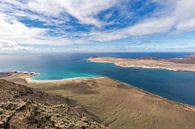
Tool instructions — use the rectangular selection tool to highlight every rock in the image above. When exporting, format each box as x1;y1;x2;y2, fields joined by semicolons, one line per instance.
0;79;108;129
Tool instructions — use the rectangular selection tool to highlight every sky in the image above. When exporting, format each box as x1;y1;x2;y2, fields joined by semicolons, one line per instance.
0;0;195;53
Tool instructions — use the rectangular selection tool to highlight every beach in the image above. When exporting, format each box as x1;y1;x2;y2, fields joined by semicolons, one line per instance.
0;73;107;129
1;0;195;128
1;72;195;129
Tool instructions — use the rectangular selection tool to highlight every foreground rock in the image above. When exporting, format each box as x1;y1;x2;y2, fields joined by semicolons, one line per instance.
0;100;106;129
27;77;195;129
0;79;107;129
88;56;195;72
2;72;195;129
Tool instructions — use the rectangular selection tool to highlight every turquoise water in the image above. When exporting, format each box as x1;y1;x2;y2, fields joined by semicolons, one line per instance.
0;53;195;106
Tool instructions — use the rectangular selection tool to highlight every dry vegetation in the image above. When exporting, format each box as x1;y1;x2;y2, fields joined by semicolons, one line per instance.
0;75;108;129
26;77;195;129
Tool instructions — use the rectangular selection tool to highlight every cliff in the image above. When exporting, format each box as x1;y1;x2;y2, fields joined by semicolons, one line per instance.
0;79;107;129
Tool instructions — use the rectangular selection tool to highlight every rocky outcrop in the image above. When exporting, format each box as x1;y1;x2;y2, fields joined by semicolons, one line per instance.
0;100;106;129
0;79;75;105
0;79;108;129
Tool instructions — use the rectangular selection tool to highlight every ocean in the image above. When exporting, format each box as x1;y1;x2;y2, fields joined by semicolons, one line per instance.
0;52;195;106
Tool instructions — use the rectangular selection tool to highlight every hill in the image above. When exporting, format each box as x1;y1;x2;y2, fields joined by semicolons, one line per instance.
0;79;107;129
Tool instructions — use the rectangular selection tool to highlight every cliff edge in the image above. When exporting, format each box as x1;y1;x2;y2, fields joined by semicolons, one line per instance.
0;79;107;129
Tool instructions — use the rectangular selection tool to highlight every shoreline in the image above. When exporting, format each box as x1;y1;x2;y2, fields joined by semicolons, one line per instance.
0;71;100;83
118;80;195;111
1;71;195;128
88;57;195;72
23;73;195;111
1;71;195;111
26;76;104;83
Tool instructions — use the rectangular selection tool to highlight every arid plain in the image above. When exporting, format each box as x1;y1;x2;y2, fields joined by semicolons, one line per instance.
2;72;195;129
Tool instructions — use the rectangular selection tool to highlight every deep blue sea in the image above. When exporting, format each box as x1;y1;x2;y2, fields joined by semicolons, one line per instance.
0;53;195;106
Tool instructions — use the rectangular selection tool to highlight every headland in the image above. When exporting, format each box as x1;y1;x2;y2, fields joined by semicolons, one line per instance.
1;72;195;129
88;56;195;72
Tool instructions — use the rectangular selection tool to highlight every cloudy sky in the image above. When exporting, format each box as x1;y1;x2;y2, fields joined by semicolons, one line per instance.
0;0;195;53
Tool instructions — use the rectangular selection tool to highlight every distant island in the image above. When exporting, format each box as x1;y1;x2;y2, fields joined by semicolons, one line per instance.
88;55;195;72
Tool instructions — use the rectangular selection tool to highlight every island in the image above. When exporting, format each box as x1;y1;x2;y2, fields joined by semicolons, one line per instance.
88;56;195;72
1;72;195;129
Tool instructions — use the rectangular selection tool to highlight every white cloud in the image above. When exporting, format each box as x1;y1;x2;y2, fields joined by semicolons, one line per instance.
0;12;55;51
0;40;38;53
176;18;195;32
84;0;195;42
0;12;47;52
0;0;195;53
86;17;175;41
124;17;175;36
0;12;91;53
174;0;195;21
0;13;45;41
0;0;118;27
26;0;117;27
174;0;195;32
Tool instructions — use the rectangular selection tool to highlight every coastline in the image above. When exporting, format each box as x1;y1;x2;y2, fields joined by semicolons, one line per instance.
9;71;195;111
26;76;105;83
88;57;195;72
29;76;195;111
118;80;195;111
1;71;195;110
1;71;195;129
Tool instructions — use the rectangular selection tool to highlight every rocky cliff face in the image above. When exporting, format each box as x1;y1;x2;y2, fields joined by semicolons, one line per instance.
0;79;107;129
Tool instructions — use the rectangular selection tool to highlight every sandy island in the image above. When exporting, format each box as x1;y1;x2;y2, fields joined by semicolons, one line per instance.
88;56;195;72
1;72;195;129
